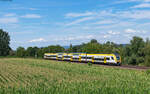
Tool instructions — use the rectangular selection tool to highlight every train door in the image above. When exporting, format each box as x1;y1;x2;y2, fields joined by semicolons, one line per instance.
70;56;73;61
104;57;106;64
79;56;81;62
92;56;94;63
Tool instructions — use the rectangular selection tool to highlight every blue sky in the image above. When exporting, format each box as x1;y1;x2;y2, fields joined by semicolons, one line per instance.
1;0;150;49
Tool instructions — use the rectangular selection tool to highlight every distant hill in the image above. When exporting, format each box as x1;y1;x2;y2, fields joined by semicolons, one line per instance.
63;46;70;49
120;44;128;47
63;44;128;49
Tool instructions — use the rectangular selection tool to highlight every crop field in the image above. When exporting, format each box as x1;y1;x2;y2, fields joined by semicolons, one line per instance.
0;58;150;94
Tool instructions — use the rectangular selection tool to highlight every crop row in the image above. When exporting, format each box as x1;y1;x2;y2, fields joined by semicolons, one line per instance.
0;58;150;94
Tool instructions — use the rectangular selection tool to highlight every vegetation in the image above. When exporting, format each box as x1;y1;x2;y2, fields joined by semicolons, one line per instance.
0;58;150;94
6;36;150;66
0;28;150;66
70;36;150;66
0;29;10;56
15;45;65;58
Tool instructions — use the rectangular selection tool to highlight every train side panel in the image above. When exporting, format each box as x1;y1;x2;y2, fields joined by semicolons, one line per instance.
44;53;57;60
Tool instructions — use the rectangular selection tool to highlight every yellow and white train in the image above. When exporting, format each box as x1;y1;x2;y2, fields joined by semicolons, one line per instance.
44;53;121;66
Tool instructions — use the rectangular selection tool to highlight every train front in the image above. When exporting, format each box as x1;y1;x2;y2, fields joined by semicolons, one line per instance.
114;54;121;65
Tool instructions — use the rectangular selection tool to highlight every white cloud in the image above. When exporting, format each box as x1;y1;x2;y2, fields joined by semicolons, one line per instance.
4;13;16;17
98;10;150;20
108;31;120;35
127;0;150;2
67;35;94;41
28;8;38;10
65;10;116;26
92;20;115;25
124;29;137;33
119;10;150;19
0;17;18;24
66;17;94;26
10;7;38;10
21;14;41;18
29;38;46;43
97;10;115;17
65;9;150;27
143;0;150;2
132;3;150;8
144;0;150;2
54;35;94;42
103;35;110;38
65;12;95;18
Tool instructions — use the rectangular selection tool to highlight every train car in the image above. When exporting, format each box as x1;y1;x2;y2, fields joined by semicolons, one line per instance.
62;53;68;61
72;53;81;62
57;53;64;60
44;53;121;66
88;54;118;64
44;53;57;60
80;53;88;62
80;53;121;65
64;53;73;61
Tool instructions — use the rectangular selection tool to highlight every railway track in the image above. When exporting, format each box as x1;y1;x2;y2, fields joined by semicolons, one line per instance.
115;65;150;70
81;62;150;70
48;60;150;70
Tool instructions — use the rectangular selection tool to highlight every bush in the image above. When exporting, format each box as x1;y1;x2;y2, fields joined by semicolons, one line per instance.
144;55;150;66
123;56;130;65
128;54;137;65
88;62;92;66
146;69;150;75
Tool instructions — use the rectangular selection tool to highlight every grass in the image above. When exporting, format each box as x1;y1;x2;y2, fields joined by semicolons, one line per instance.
0;58;150;94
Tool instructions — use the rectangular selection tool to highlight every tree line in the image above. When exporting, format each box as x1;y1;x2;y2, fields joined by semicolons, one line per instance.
0;29;10;56
1;29;150;66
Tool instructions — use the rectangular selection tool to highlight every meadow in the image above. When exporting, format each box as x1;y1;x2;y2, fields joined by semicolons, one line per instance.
0;58;150;94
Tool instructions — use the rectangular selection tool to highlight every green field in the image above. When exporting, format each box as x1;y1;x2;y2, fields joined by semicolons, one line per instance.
0;58;150;94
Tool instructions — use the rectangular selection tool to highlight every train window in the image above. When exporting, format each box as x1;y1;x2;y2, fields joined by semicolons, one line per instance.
81;57;86;59
48;55;56;57
116;56;120;60
106;58;110;60
64;56;71;58
73;58;79;60
73;57;79;59
46;55;51;57
87;57;92;59
111;57;114;60
73;54;79;56
94;58;104;61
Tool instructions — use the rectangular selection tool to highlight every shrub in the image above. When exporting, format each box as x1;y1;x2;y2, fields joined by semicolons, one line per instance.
144;55;150;66
88;62;92;66
146;69;150;75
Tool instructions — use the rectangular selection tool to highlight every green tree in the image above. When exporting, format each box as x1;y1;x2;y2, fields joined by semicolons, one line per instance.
47;45;65;53
80;40;103;53
123;36;145;65
90;39;98;44
26;47;33;57
16;47;26;57
26;46;39;57
67;44;73;53
130;36;145;56
103;41;114;53
143;39;150;66
72;45;83;52
0;29;11;56
37;48;44;58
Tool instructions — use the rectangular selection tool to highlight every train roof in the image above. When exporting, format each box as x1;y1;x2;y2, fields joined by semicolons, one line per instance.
45;53;120;56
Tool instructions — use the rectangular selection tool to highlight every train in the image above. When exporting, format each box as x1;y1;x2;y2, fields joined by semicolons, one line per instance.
44;53;121;66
